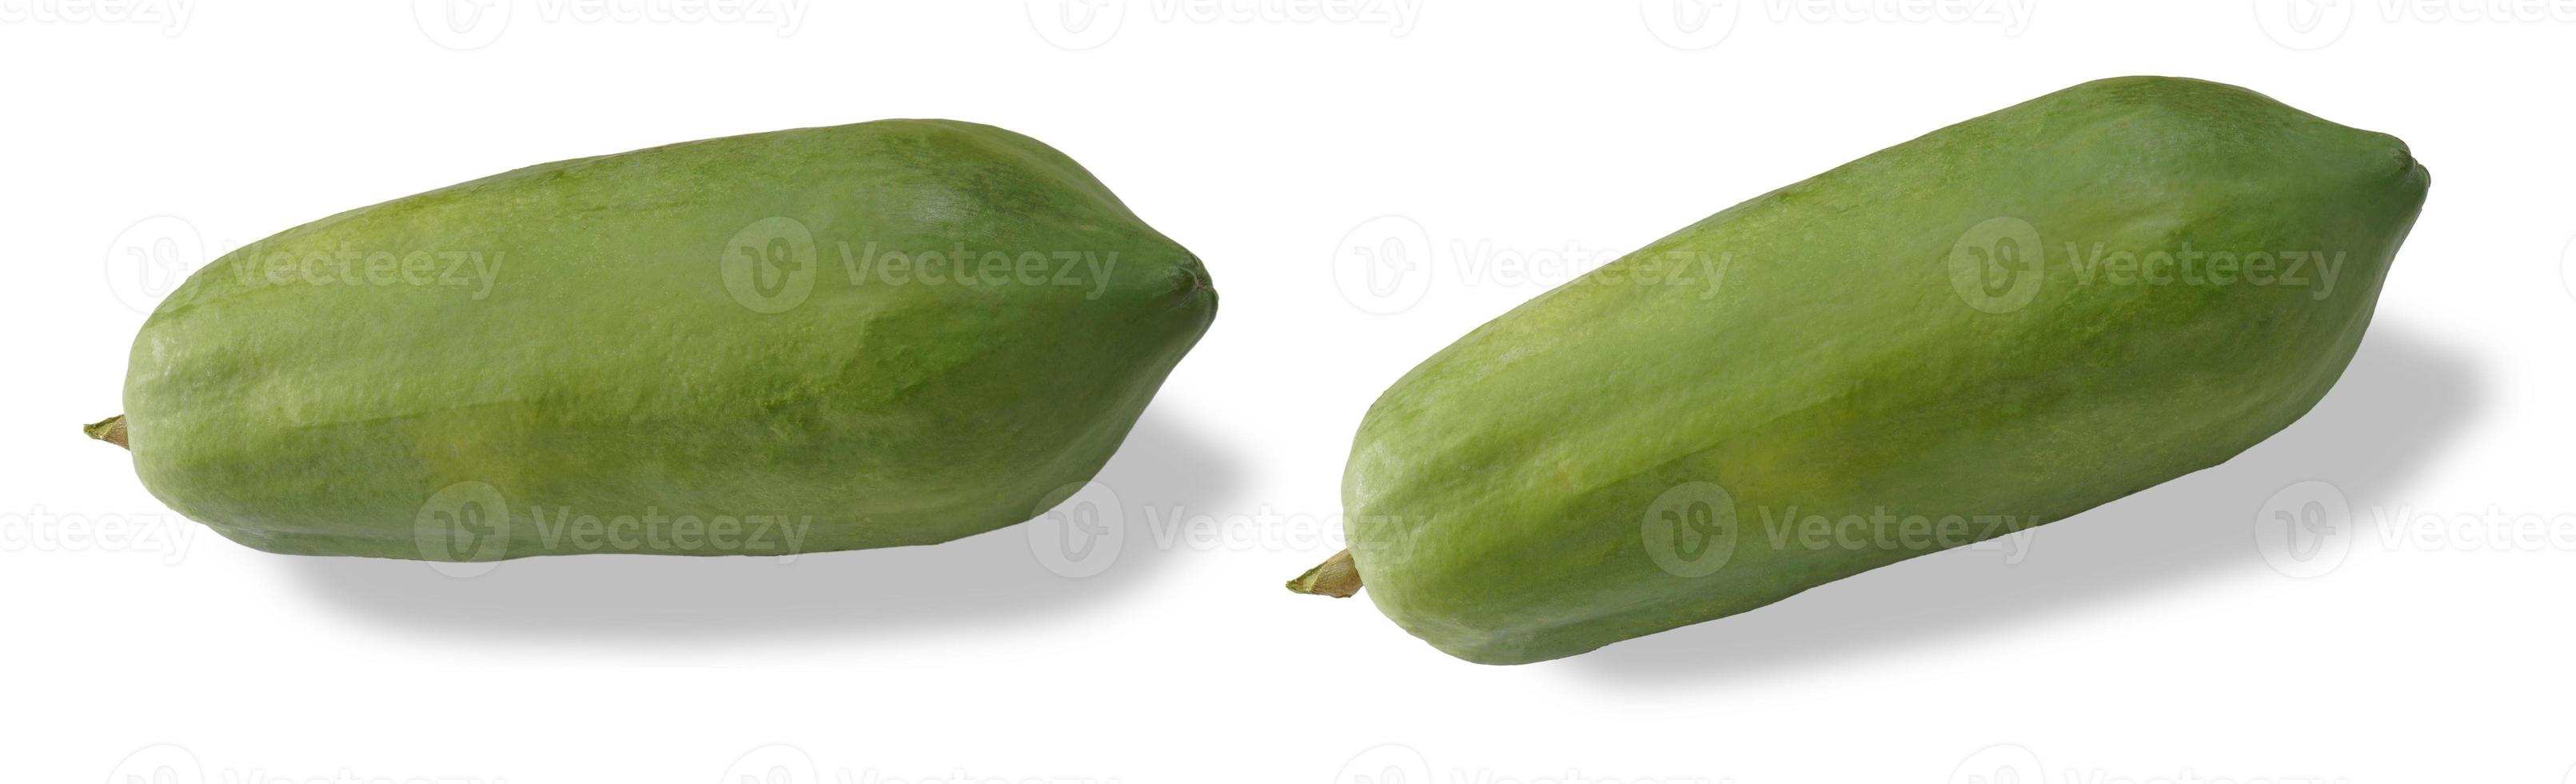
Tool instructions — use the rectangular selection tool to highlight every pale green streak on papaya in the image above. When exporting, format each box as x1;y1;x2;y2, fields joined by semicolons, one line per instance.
1340;77;2429;665
122;119;1216;559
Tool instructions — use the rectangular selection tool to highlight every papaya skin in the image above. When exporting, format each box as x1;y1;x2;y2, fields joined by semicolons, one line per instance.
110;119;1215;560
1322;77;2428;665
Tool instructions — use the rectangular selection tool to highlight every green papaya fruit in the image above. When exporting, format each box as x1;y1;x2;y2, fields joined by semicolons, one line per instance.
1292;77;2427;664
95;119;1216;561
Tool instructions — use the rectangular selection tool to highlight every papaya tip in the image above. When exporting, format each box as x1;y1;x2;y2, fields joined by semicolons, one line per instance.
1286;549;1362;598
84;414;129;450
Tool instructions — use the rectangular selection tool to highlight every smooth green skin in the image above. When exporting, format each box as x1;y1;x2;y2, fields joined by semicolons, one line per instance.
1342;77;2428;665
124;119;1216;560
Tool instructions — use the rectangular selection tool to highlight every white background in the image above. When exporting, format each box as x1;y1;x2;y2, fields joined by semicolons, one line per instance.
6;1;2571;782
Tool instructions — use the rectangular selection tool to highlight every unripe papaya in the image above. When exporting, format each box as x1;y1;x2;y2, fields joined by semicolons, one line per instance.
97;119;1216;561
1293;77;2428;664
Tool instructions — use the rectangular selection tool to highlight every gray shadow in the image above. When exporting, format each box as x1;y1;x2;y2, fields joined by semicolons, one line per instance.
281;409;1246;645
1563;321;2483;685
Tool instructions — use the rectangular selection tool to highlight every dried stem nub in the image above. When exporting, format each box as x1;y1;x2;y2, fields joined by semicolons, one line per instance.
1286;549;1362;598
85;414;129;450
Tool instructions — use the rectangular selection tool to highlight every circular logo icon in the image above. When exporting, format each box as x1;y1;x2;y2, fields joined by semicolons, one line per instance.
1029;480;1126;578
414;481;511;577
1641;481;1740;578
1947;743;2048;784
1948;216;2045;314
413;0;512;50
1332;743;1434;784
1332;215;1434;315
720;217;819;314
718;744;819;784
2254;479;2355;579
106;743;205;784
106;215;208;314
2252;0;2355;50
2559;233;2576;305
1027;0;1126;50
1639;0;1741;50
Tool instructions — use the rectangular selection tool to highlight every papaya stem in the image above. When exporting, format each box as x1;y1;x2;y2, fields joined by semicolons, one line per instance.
1286;549;1362;598
84;414;128;450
